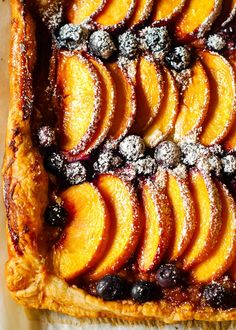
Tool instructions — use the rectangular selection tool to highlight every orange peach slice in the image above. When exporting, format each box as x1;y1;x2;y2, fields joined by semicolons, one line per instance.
131;56;164;134
87;174;142;280
53;183;110;281
78;55;115;158
166;171;196;261
137;180;172;272
182;170;222;270
175;0;222;41
191;182;236;283
128;0;154;27
57;52;101;153
107;62;136;141
199;51;236;146
67;0;106;24
223;50;236;151
94;0;136;30
174;59;210;142
152;0;186;24
143;67;179;147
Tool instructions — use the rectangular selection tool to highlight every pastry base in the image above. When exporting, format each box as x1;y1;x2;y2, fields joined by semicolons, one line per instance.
3;0;236;324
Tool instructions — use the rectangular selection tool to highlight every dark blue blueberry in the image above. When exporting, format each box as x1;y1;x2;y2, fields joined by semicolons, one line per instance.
156;264;182;288
96;275;126;301
45;203;67;227
131;281;158;303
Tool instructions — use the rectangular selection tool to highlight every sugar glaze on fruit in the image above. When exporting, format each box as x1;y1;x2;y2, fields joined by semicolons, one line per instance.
29;0;236;309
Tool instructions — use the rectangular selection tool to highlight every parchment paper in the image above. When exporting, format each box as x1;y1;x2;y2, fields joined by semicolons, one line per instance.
0;1;235;329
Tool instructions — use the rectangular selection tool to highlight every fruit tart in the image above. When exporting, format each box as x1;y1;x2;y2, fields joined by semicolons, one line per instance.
3;0;236;323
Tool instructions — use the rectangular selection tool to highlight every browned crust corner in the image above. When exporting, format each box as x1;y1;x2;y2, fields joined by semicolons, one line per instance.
3;0;236;325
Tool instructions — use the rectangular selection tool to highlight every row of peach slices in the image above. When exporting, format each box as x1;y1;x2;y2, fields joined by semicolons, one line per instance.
53;170;236;284
56;49;236;161
67;0;235;40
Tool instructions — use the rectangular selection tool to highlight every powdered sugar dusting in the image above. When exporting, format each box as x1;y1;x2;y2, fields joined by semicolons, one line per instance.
38;0;63;30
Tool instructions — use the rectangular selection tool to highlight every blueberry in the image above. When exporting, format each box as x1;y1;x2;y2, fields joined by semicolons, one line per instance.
165;46;191;72
38;126;56;148
45;203;67;227
96;275;126;301
57;23;85;50
89;30;117;60
131;281;157;303
93;151;123;173
154;141;181;168
63;161;87;185
118;31;139;59
203;284;231;308
119;135;145;161
44;152;65;175
156;264;182;288
207;34;226;52
222;155;236;175
133;156;157;176
142;26;170;53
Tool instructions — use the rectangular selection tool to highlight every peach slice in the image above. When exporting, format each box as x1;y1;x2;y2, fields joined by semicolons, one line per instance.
128;0;154;27
131;56;164;134
57;52;101;154
174;59;210;142
87;174;142;280
107;62;136;141
175;0;222;41
152;0;186;24
94;0;136;30
191;182;236;283
182;170;222;270
199;51;236;146
67;0;106;24
143;67;179;148
223;51;236;151
53;183;110;281
137;180;172;272
166;171;196;261
77;55;115;158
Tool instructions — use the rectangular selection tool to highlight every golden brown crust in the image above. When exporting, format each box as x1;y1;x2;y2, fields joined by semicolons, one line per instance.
3;0;236;324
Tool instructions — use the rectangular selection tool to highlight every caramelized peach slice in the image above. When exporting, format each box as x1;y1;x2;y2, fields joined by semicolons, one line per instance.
137;180;172;272
128;0;154;27
78;56;115;158
223;51;236;151
182;170;222;270
94;0;136;30
53;183;110;281
107;63;136;141
174;60;210;142
152;0;186;23
199;51;236;146
143;67;179;147
166;171;196;261
87;174;142;280
68;0;106;24
131;56;164;134
57;52;101;153
175;0;222;41
223;125;236;152
191;182;236;283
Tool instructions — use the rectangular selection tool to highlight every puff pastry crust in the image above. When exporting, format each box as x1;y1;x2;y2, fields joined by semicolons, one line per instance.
3;0;236;323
